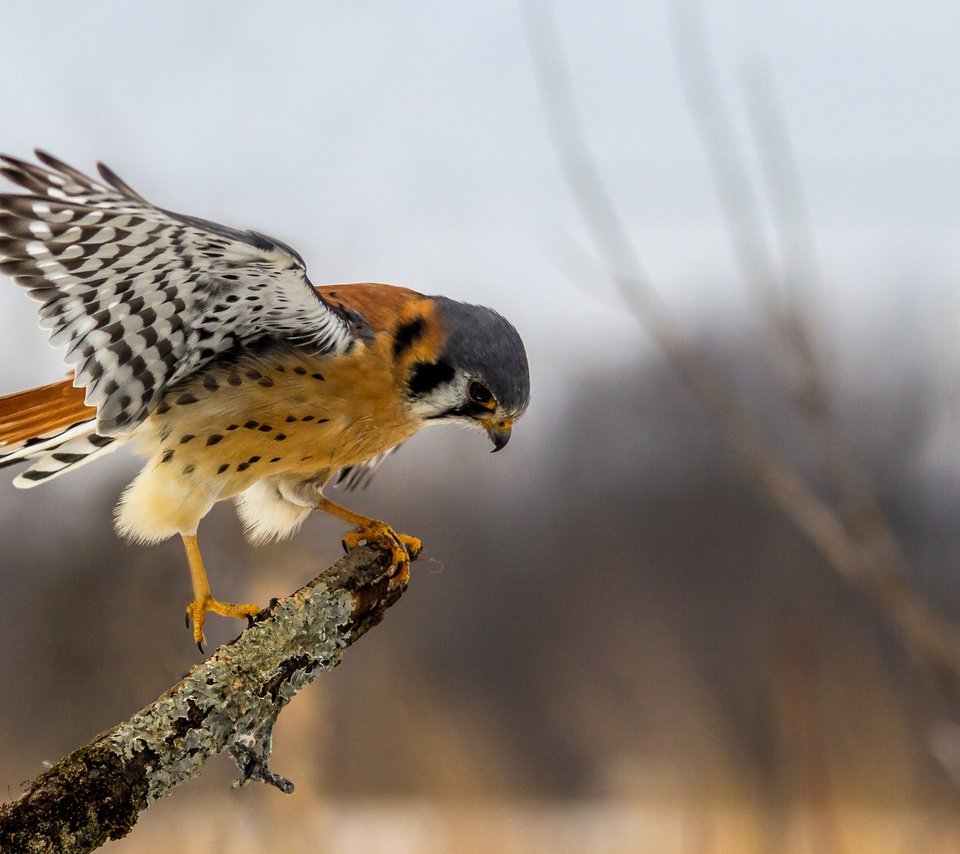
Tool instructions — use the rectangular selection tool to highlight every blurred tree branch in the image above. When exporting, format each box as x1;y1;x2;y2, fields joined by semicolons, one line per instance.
0;544;409;854
521;0;960;688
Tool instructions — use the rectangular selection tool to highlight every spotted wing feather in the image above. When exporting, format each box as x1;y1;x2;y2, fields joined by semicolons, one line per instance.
0;151;353;435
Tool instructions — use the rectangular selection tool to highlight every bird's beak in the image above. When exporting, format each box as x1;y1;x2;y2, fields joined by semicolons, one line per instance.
486;418;513;452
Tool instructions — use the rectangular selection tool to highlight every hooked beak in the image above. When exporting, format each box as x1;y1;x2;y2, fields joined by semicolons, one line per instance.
486;418;513;453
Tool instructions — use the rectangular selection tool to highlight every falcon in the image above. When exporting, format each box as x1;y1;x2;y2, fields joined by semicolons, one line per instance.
0;152;530;649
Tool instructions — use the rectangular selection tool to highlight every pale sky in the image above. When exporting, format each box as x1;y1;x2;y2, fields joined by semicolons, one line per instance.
0;0;956;411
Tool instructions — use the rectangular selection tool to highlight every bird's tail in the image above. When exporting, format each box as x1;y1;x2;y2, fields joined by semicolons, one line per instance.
0;379;118;487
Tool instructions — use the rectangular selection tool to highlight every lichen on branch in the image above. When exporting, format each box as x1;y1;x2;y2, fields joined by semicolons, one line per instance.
0;544;409;854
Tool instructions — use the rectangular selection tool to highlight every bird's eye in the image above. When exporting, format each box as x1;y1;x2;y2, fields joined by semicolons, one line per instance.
469;381;495;409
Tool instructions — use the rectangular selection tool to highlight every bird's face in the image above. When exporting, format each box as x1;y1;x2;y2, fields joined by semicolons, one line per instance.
406;298;530;451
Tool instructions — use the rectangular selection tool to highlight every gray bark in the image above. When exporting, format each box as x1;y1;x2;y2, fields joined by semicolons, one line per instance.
0;544;409;853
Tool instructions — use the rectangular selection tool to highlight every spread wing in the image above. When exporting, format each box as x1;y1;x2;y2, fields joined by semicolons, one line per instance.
0;150;352;435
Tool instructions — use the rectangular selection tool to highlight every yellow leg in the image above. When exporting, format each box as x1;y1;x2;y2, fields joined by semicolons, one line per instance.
315;497;421;582
182;534;260;652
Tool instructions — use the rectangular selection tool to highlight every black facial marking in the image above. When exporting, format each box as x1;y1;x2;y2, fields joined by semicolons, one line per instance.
409;361;456;396
393;316;426;358
432;402;488;420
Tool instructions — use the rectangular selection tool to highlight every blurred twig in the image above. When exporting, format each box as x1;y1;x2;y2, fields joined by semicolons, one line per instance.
737;59;914;584
521;0;960;686
0;545;409;853
668;0;796;367
672;1;905;582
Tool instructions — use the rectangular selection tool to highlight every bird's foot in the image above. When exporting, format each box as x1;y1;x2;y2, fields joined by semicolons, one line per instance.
341;520;421;583
185;596;261;652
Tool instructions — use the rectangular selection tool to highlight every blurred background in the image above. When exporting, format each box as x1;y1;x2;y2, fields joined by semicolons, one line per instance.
3;1;960;851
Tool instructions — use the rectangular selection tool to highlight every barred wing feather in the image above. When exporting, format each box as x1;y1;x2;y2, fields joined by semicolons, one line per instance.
334;445;402;491
0;151;352;435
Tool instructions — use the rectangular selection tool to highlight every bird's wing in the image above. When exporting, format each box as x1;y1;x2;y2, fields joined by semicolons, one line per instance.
0;151;353;435
334;444;403;491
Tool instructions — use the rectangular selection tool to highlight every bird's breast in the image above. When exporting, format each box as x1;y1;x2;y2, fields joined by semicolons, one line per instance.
131;339;417;499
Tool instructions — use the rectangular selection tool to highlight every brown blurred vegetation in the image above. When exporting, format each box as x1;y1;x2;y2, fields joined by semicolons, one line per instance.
5;324;960;851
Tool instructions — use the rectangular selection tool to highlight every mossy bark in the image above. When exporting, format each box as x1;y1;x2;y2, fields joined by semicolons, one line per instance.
0;545;408;853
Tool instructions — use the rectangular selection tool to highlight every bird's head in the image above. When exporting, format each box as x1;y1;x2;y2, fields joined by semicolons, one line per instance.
406;297;530;451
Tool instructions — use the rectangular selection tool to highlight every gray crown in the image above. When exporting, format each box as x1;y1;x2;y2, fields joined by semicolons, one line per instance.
433;296;530;416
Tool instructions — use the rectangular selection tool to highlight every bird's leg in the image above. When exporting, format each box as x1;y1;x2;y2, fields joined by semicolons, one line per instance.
315;496;421;582
182;534;260;651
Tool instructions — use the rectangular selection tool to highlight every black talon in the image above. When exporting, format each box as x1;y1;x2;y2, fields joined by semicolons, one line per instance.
246;614;256;628
185;611;190;629
197;640;205;654
341;539;349;554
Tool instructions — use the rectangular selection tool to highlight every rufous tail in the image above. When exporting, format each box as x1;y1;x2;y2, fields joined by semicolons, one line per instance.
0;379;118;487
0;379;93;446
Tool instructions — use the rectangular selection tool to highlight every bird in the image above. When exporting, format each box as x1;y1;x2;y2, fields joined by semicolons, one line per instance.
0;151;530;649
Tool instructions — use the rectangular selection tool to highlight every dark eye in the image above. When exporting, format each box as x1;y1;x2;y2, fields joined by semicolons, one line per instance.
469;381;494;407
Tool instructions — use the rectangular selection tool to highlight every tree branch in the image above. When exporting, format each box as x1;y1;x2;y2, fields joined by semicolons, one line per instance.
0;544;410;853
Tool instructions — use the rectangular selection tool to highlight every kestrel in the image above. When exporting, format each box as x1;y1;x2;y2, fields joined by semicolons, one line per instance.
0;152;530;649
